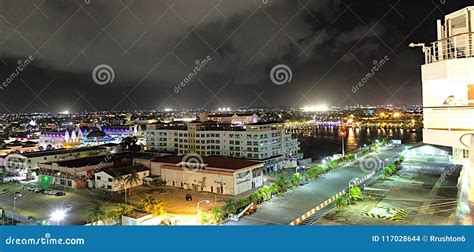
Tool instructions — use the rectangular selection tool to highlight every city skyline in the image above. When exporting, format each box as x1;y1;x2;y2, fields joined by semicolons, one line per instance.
0;0;470;113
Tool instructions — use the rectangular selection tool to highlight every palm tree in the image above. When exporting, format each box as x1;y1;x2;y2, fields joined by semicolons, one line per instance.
348;186;362;204
87;204;105;225
141;195;155;213
117;204;133;216
106;209;121;223
223;199;238;215
125;171;141;198
115;176;127;204
141;195;165;217
335;196;348;208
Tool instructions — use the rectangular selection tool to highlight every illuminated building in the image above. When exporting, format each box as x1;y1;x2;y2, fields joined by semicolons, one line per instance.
415;6;474;224
38;125;142;150
145;121;301;171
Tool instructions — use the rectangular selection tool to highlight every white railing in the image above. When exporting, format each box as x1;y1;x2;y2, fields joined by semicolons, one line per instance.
425;32;474;64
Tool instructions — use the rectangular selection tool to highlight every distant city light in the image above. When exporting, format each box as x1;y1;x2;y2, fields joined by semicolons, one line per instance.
164;108;173;112
218;107;231;112
301;104;329;112
60;110;69;115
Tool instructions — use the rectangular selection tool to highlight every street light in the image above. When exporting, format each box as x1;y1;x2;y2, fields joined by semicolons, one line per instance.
13;193;22;211
408;42;427;52
50;209;67;225
348;178;358;205
339;128;347;156
197;200;210;212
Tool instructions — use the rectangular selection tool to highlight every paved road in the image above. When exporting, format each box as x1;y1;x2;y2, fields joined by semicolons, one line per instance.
227;145;407;225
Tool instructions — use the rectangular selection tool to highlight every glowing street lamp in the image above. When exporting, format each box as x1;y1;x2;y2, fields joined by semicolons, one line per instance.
339;128;347;156
50;209;67;225
13;193;22;211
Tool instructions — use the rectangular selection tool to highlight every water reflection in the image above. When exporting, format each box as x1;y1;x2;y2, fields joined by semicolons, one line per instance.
297;126;421;161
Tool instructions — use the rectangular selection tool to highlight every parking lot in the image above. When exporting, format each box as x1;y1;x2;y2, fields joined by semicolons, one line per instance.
316;159;460;225
0;183;123;225
0;181;238;225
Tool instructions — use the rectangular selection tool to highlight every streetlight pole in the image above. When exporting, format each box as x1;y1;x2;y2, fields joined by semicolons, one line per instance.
339;128;347;157
13;193;21;211
342;136;345;157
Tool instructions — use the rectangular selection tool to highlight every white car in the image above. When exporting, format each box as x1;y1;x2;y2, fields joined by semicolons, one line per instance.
44;190;56;195
65;204;73;211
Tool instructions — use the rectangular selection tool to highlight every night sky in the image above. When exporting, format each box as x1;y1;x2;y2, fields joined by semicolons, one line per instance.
0;0;471;113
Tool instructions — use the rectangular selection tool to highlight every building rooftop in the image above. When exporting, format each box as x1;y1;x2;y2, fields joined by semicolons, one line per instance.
21;146;106;158
208;113;256;118
152;155;262;171
45;152;160;167
101;164;149;177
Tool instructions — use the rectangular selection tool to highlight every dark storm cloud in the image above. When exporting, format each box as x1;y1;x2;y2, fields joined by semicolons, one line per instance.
0;0;471;112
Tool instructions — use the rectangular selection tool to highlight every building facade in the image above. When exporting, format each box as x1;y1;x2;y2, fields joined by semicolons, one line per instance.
151;155;264;195
38;125;142;150
419;6;474;224
145;121;300;165
94;165;150;191
201;112;259;126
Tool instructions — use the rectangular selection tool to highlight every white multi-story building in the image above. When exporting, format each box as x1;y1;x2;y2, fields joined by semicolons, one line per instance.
417;6;474;224
145;121;300;170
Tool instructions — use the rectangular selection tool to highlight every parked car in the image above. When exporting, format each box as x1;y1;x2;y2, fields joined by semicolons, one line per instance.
55;191;66;197
65;204;73;211
44;190;55;195
35;188;45;194
27;216;37;221
27;186;37;191
1;188;9;194
185;194;192;201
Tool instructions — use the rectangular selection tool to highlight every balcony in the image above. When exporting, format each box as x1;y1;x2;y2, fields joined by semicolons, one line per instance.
424;32;474;64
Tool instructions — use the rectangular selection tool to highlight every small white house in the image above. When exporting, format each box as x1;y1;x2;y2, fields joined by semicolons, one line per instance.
94;165;150;191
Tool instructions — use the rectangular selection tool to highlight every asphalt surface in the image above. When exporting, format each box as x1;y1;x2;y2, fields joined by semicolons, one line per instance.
227;145;407;225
